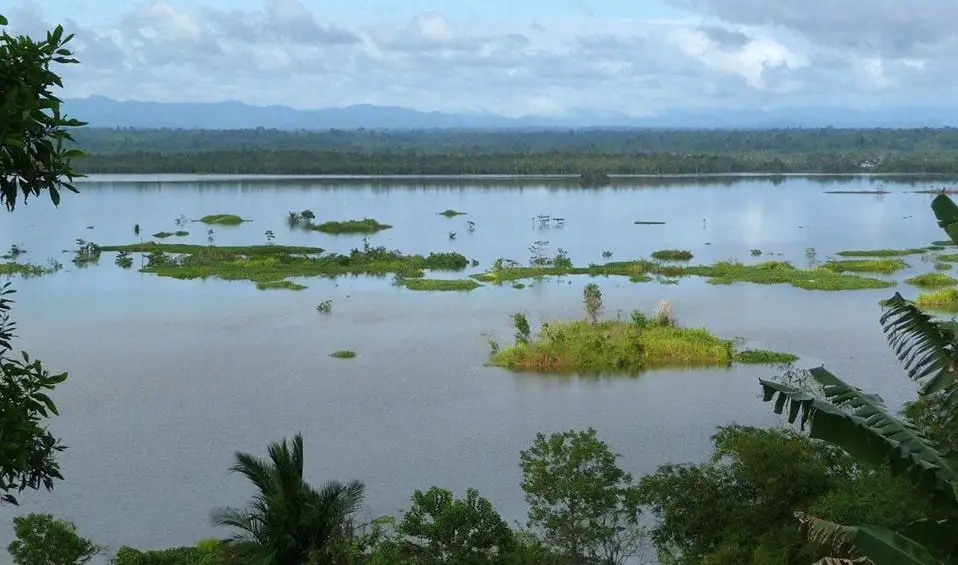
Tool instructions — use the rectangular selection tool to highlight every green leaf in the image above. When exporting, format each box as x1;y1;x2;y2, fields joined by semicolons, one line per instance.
932;194;958;246
797;512;942;565
880;293;958;396
0;15;8;26
760;368;958;507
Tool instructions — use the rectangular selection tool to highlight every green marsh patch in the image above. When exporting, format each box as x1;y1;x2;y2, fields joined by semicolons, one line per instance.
198;214;246;225
398;278;481;291
634;221;665;225
330;350;357;359
255;280;307;291
152;231;189;239
905;272;958;289
312;218;392;234
651;249;693;261
916;288;958;312
439;209;466;217
821;258;907;274
733;349;799;365
834;249;926;257
0;262;60;277
935;262;953;271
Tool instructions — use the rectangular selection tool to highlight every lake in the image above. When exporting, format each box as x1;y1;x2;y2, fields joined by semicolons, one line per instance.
0;174;952;557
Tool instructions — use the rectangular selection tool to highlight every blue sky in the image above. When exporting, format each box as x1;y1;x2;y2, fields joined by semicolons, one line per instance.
6;0;957;116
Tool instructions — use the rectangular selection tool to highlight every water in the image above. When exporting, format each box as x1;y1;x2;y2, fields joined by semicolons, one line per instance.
0;174;951;557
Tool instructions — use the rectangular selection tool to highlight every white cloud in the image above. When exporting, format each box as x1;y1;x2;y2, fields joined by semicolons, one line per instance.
5;0;957;115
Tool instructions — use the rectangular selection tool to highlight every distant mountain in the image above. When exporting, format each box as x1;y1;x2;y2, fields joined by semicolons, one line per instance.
64;96;958;130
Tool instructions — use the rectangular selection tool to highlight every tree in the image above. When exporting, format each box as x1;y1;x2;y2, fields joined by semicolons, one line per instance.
7;513;98;565
758;193;958;564
583;284;602;325
393;487;513;565
211;433;366;565
0;15;86;210
519;429;645;565
0;13;84;506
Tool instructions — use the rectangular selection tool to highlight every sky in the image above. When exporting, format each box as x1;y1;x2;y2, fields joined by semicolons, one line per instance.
4;0;957;116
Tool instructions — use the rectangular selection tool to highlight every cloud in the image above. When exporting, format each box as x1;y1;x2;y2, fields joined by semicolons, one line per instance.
4;0;957;116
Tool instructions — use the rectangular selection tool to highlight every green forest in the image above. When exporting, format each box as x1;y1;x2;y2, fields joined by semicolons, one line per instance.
72;127;958;175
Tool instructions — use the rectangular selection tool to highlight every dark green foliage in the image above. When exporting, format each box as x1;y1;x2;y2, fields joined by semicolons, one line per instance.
8;514;98;565
438;209;466;217
651;249;693;261
520;429;645;565
638;426;933;565
392;487;514;565
0;18;85;210
198;214;244;225
511;313;530;344
111;542;223;565
330;350;356;359
734;349;799;364
72;239;100;267
313;219;392;235
583;283;602;324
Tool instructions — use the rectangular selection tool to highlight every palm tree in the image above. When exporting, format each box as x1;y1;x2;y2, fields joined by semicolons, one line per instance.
757;193;958;564
211;434;365;565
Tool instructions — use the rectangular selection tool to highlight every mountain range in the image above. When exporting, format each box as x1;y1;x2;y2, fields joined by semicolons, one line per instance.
65;96;958;130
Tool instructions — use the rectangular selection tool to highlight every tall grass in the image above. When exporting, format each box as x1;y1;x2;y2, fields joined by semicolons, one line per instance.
313;219;392;234
916;288;958;312
905;272;958;289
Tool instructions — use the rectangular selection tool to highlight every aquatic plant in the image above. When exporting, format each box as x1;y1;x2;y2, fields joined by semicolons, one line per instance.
330;350;356;359
935;261;953;271
821;258;907;274
584;283;603;324
904;272;958;289
439;209;466;217
265;230;275;246
312;218;392;234
733;349;799;364
1;244;25;260
256;280;307;291
0;261;61;277
602;250;613;259
174;215;189;227
115;251;133;269
512;312;531;344
316;300;333;313
651;249;693;261
512;283;526;290
152;231;189;239
72;239;101;267
634;221;665;225
198;214;245;226
397;278;481;291
915;287;958;312
750;249;762;257
529;240;550;267
835;248;927;257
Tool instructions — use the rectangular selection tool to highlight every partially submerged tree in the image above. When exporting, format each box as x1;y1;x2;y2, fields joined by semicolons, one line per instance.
759;193;958;563
0;13;84;505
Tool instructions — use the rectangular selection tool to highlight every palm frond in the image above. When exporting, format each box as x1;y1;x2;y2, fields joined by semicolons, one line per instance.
796;512;941;565
760;367;958;506
231;452;277;496
880;293;958;396
210;506;261;543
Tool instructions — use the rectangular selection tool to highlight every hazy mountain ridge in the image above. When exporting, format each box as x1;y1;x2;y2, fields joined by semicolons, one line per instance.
65;96;958;130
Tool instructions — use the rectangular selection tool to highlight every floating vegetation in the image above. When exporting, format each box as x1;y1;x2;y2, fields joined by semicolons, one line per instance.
512;283;526;290
316;300;333;313
602;250;613;259
473;258;893;291
152;231;189;239
73;239;102;268
932;240;958;247
651;249;693;261
905;272;958;289
0;261;61;277
2;244;26;260
439;209;466;217
820;258;907;274
634;221;665;225
330;350;357;359
750;249;762;257
488;297;772;375
823;190;890;194
938;253;958;262
397;278;481;292
198;214;246;226
98;242;469;290
935;262;953;271
255;280;307;291
916;288;958;312
834;249;926;257
733;349;799;365
115;251;133;269
312;218;392;234
926;245;946;251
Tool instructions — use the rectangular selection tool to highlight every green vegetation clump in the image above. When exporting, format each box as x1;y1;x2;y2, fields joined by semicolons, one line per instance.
733;349;799;365
820;258;907;274
936;253;958;262
398;278;481;291
330;350;357;359
634;221;665;225
198;214;245;225
312;218;392;234
904;272;958;289
98;242;468;288
915;288;958;312
651;249;693;261
0;262;60;277
934;261;953;271
152;230;189;238
255;280;307;291
834;248;926;257
439;209;466;217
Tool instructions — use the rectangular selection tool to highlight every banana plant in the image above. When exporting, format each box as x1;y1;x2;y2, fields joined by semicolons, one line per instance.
759;194;958;564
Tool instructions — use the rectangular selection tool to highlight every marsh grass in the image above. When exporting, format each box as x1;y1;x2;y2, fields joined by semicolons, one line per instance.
99;242;468;287
198;214;246;226
439;209;466;217
905;272;958;289
255;280;308;291
0;261;60;277
398;278;481;291
115;251;133;269
821;258;907;274
734;349;799;365
938;253;958;262
153;231;189;238
473;259;893;291
916;288;958;312
651;249;693;261
835;249;926;257
935;262;953;271
330;350;357;359
316;300;333;313
313;219;392;234
933;240;958;247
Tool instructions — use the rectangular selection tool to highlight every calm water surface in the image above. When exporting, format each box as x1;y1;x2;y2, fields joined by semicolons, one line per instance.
0;175;952;556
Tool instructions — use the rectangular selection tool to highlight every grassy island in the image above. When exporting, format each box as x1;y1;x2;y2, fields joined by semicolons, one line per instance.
905;272;958;289
651;249;693;261
916;288;958;312
330;350;357;359
835;249;927;257
397;278;481;291
312;219;392;234
152;231;189;238
198;214;246;225
489;287;796;375
255;280;307;291
439;209;466;217
820;258;907;274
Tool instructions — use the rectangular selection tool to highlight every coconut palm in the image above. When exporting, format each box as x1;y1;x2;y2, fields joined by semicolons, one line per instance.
211;434;365;565
758;194;958;565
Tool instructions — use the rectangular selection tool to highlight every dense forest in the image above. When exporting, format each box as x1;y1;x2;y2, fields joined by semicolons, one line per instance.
71;127;958;175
